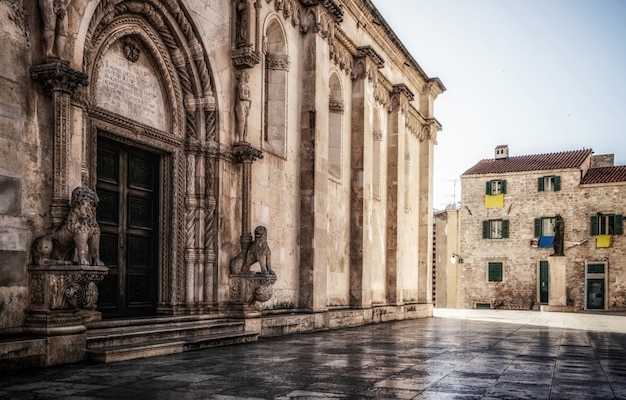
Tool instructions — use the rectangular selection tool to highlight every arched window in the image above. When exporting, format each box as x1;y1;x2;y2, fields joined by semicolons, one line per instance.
264;19;288;156
328;73;343;179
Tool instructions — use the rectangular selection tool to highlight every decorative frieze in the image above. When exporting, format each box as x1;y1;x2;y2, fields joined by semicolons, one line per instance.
265;54;290;71
329;99;344;113
230;273;277;305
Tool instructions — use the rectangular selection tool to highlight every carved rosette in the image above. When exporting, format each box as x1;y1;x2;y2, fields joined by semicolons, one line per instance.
230;273;277;305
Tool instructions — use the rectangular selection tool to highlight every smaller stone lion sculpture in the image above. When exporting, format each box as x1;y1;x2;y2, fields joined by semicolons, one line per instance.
32;186;104;266
230;225;273;275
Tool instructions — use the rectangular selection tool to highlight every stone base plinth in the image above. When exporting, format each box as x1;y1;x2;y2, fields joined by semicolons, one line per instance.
540;305;579;313
548;256;567;307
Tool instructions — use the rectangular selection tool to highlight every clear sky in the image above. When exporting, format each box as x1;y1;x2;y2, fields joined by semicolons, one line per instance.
371;0;626;209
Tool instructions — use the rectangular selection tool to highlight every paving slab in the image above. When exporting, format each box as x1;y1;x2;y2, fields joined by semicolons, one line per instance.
2;309;626;399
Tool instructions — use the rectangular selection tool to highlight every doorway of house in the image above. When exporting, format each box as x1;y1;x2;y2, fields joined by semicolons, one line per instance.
587;279;605;310
539;261;549;304
96;137;159;317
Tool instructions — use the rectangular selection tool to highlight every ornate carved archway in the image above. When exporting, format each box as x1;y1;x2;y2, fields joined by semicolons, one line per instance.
82;0;219;312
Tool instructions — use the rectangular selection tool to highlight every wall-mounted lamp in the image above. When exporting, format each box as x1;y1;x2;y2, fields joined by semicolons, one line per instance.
450;253;464;264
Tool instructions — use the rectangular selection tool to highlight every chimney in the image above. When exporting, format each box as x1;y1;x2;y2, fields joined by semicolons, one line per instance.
495;145;509;160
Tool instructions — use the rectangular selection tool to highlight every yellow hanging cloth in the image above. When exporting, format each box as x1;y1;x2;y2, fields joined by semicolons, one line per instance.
596;234;612;248
485;194;504;209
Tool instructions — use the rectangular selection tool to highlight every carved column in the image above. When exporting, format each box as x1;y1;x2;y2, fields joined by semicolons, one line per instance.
184;151;198;306
232;143;263;252
31;62;88;228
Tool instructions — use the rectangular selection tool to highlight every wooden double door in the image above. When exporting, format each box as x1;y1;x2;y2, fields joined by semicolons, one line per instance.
96;137;159;317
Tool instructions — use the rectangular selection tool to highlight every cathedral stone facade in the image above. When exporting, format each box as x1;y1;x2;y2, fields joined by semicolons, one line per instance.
0;0;444;369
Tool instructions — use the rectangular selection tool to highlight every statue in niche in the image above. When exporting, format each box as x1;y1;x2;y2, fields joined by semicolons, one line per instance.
230;226;274;275
235;70;251;142
39;0;71;59
32;186;105;266
236;0;249;48
551;214;564;256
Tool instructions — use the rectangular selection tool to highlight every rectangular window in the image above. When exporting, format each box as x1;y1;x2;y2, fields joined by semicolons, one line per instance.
588;263;605;274
488;262;503;282
538;176;561;192
482;219;509;239
534;216;556;237
486;179;506;195
590;214;624;235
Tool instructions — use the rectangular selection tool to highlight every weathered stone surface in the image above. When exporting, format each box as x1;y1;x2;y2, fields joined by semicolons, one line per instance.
0;0;443;370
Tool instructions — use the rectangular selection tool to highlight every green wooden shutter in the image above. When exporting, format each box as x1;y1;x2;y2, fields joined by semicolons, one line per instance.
486;181;491;195
488;262;503;281
615;215;623;235
500;180;507;194
590;215;599;236
534;218;541;236
483;220;490;238
502;220;509;238
538;177;544;192
554;176;561;191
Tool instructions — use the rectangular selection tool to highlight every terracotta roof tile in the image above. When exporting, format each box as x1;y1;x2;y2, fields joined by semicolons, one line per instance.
462;149;593;176
582;166;626;184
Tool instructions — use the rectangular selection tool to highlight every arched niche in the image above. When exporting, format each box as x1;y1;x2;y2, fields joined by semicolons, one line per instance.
263;16;289;157
328;72;344;179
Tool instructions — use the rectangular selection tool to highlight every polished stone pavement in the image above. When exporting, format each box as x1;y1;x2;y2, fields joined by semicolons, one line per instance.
3;309;626;399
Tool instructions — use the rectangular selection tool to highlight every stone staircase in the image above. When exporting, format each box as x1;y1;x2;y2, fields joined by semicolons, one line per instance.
86;315;258;363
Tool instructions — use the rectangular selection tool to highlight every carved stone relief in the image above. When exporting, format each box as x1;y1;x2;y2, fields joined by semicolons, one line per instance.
94;39;167;131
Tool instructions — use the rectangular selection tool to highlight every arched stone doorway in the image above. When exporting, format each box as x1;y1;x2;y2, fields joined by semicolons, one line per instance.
80;0;219;316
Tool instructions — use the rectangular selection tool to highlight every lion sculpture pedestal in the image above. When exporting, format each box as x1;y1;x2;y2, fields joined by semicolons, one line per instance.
25;186;109;365
229;226;277;322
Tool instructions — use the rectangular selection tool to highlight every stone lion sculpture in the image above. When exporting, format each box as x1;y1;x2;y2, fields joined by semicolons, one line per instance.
32;186;104;266
230;225;273;274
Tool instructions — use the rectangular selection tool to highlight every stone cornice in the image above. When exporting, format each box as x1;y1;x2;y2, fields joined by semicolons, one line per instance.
392;83;414;102
341;0;447;96
356;46;384;68
299;0;343;22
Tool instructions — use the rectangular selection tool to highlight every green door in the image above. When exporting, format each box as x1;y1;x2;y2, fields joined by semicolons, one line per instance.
587;279;605;310
539;261;549;304
96;137;159;317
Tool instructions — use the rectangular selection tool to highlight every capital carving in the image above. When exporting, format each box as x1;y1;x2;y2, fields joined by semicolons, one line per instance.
31;62;89;94
329;99;344;113
266;54;290;71
231;142;264;163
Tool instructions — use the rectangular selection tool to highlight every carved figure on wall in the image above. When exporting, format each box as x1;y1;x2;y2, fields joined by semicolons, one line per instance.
39;0;71;59
32;186;104;266
230;226;273;274
552;214;564;256
235;70;251;142
236;0;249;48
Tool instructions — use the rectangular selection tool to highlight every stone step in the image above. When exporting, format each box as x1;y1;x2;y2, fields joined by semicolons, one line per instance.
86;331;258;363
0;337;47;372
87;319;244;349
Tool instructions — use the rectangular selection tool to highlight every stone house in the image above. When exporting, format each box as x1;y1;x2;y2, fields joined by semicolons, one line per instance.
0;0;444;369
459;145;626;311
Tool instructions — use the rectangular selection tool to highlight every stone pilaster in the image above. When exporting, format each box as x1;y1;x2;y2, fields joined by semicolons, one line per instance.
298;27;329;312
386;84;413;305
417;125;435;304
349;46;384;308
31;62;88;228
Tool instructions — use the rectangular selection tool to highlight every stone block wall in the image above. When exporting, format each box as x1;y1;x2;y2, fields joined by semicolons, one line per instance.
461;165;626;310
